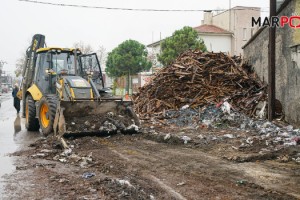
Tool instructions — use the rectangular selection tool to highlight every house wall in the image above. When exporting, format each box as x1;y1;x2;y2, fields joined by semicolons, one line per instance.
203;12;213;25
212;11;230;32
243;0;300;126
213;7;260;55
148;44;162;68
199;34;232;53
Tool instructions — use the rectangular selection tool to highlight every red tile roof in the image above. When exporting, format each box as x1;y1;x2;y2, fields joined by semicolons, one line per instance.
194;24;232;34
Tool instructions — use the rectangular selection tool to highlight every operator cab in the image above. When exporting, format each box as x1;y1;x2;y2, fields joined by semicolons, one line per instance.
34;48;81;94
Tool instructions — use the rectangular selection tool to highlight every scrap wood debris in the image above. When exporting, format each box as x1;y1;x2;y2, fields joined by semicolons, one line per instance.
133;50;267;118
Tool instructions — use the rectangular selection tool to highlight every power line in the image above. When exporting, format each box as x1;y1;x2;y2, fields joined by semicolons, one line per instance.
18;0;268;12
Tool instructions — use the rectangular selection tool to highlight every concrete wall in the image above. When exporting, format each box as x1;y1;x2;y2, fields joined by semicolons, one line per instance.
203;11;213;25
213;7;260;55
233;8;261;56
199;34;231;53
243;0;300;126
213;10;230;32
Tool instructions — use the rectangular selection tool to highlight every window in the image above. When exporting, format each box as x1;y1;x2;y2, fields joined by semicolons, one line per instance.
52;52;76;75
251;28;254;37
243;28;247;40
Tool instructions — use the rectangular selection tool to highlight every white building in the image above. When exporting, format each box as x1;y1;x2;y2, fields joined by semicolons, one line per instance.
204;6;261;55
147;6;261;66
194;24;232;54
147;40;163;69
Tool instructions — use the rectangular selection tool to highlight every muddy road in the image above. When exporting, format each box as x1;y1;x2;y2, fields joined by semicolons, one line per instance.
0;94;41;198
0;94;299;199
0;93;17;194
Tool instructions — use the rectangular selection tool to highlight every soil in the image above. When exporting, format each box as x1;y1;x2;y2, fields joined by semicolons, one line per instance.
2;124;300;200
57;100;139;136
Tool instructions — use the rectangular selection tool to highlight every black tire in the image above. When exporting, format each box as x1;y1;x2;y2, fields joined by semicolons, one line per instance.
38;95;57;135
25;95;40;131
22;85;26;118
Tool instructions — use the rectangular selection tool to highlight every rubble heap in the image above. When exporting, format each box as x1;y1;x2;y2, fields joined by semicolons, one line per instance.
134;50;266;118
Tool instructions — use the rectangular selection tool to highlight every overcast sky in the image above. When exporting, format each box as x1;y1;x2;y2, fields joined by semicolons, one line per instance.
0;0;269;75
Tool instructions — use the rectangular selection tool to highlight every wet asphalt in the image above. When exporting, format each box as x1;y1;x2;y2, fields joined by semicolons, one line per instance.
0;92;41;195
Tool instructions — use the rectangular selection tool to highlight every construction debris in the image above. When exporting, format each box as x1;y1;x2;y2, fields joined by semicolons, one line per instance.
82;172;96;179
65;111;139;135
134;50;267;118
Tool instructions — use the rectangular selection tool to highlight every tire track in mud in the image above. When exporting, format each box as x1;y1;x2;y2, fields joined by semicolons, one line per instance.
104;137;297;199
228;162;300;199
3;134;299;199
148;175;187;200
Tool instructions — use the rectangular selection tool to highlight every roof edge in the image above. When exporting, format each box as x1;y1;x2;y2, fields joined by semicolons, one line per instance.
37;47;78;52
147;40;163;48
213;6;261;18
198;32;233;36
194;24;233;34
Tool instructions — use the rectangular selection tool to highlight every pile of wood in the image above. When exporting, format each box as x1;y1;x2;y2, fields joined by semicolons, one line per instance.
133;50;266;118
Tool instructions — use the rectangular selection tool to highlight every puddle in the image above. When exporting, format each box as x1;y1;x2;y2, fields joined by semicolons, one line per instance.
0;96;41;195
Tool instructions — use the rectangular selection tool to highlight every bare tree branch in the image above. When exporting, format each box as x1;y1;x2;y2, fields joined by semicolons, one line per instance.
15;52;27;77
96;45;107;71
73;41;94;54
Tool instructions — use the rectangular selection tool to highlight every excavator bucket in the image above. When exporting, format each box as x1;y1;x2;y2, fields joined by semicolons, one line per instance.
54;99;139;139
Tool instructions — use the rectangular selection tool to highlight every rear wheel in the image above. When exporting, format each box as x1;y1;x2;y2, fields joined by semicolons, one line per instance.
25;95;40;131
38;95;57;135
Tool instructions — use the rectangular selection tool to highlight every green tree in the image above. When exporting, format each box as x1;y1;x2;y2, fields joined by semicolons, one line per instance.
105;49;124;77
158;26;207;66
106;39;151;77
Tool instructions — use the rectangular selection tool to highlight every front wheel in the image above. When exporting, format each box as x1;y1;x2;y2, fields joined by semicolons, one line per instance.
25;95;40;131
38;95;57;135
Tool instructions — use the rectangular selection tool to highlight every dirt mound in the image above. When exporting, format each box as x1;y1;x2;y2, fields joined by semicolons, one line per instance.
133;50;266;118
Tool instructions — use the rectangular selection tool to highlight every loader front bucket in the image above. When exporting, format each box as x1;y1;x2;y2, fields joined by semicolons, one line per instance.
54;99;139;138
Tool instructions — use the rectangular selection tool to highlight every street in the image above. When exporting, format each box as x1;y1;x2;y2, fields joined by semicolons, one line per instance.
0;93;16;194
0;93;299;199
1;0;300;199
0;93;41;198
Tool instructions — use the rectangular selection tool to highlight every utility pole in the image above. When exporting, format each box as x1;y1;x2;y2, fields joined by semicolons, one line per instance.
268;0;276;121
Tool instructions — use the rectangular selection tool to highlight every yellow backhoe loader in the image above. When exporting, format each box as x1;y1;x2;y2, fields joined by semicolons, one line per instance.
19;34;139;145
